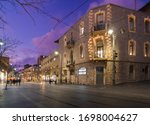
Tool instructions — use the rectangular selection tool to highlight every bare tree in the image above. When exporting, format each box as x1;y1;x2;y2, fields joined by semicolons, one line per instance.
0;0;50;27
0;0;51;56
0;36;21;57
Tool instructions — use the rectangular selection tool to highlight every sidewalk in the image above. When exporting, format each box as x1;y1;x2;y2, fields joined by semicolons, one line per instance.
87;81;150;100
56;80;150;101
1;81;150;101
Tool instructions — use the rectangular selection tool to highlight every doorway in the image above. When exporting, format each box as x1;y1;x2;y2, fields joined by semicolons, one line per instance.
96;66;104;85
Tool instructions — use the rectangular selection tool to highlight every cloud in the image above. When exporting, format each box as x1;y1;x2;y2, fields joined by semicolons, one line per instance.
32;26;68;55
11;47;39;65
17;57;36;65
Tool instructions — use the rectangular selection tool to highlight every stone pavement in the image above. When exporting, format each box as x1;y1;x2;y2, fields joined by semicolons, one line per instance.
1;81;150;99
0;81;150;108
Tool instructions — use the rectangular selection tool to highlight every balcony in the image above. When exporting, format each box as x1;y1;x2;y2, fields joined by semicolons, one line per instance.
66;39;75;49
93;51;107;61
92;23;106;36
94;23;106;31
66;60;75;69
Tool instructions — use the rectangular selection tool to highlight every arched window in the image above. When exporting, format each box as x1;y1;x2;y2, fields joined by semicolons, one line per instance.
80;45;84;58
128;40;136;56
128;15;136;32
79;21;84;35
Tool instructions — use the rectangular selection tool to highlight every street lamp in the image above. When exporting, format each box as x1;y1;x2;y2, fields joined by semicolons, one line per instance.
108;29;114;35
0;39;4;46
108;29;116;85
54;51;59;55
0;39;4;54
54;51;62;84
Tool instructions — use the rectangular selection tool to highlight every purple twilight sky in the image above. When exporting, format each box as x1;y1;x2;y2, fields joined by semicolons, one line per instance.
0;0;149;67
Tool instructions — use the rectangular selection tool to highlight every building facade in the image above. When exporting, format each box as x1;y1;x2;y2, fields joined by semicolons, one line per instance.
42;3;150;85
22;64;39;82
41;53;60;82
0;56;9;83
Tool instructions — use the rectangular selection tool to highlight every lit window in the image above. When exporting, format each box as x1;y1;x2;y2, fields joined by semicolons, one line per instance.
144;19;150;33
96;13;104;25
64;36;67;46
78;67;86;75
144;42;150;57
95;39;104;58
79;22;84;35
128;15;136;32
80;45;84;58
128;40;136;56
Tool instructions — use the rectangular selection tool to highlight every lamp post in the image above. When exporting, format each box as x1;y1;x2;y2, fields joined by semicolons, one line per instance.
108;29;116;85
0;39;4;57
54;51;62;84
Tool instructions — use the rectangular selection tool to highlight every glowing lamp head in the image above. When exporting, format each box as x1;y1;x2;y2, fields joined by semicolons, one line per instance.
0;41;4;46
54;51;59;55
108;29;114;35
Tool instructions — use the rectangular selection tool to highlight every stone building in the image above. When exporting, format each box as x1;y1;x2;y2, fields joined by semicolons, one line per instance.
54;3;150;85
41;52;60;82
22;64;39;82
0;56;9;83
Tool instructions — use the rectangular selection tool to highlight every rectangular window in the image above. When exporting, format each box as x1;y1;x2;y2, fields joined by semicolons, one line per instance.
96;13;104;24
129;41;134;55
95;12;105;31
96;39;104;58
80;45;84;58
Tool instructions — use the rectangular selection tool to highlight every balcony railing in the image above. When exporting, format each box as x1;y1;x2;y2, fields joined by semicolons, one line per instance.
66;39;75;49
94;23;106;31
93;51;106;61
66;60;75;67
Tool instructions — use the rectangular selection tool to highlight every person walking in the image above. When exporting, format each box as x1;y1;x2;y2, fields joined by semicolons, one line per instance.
18;78;21;86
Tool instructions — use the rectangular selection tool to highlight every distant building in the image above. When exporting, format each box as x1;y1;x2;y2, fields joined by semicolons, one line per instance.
24;64;31;69
37;55;47;66
41;52;60;82
22;64;39;82
0;56;9;83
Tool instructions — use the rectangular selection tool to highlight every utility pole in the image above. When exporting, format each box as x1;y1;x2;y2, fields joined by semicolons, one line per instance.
108;29;117;85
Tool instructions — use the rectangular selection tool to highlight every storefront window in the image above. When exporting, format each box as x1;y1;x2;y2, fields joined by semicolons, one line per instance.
78;67;86;75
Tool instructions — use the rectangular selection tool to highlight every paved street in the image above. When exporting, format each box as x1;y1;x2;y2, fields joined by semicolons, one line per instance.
0;81;150;108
